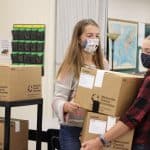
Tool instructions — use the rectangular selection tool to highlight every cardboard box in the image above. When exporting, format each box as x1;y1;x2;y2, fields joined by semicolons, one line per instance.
0;118;28;150
81;112;134;150
74;67;143;116
0;65;42;101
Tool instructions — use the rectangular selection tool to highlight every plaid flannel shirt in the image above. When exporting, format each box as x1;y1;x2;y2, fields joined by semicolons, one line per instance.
120;71;150;146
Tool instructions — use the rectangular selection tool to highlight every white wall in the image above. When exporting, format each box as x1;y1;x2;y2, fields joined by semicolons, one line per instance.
108;0;150;23
0;0;56;149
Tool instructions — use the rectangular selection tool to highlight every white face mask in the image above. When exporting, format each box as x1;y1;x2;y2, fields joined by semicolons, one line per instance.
82;38;99;54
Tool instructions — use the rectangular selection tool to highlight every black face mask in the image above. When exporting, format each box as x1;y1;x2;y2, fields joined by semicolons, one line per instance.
141;53;150;68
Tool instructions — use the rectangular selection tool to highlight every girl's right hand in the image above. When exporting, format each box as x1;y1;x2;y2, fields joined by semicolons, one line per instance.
63;101;80;113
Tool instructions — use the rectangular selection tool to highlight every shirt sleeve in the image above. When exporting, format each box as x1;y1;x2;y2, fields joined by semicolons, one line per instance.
52;72;74;123
120;76;150;129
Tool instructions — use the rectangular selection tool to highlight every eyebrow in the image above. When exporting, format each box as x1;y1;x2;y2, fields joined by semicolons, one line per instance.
142;48;150;51
86;33;100;36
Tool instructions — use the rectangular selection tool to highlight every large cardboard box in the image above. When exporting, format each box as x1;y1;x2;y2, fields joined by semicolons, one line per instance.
0;118;28;150
81;112;134;150
0;65;42;101
74;67;143;116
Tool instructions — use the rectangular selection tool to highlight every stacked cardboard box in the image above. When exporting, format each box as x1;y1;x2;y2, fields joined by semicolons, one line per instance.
75;67;143;116
0;65;42;101
0;118;28;150
81;112;134;150
74;67;143;150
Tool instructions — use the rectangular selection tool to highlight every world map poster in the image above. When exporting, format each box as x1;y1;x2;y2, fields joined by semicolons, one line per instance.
108;19;138;70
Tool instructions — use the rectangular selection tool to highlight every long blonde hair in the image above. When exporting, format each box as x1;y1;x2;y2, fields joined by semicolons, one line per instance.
57;19;105;79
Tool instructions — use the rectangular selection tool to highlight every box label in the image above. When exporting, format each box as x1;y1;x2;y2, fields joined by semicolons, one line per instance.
89;119;106;134
94;70;105;87
106;116;116;131
78;73;95;89
15;121;20;132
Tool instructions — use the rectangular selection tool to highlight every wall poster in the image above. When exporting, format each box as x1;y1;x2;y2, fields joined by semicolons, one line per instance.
108;19;138;71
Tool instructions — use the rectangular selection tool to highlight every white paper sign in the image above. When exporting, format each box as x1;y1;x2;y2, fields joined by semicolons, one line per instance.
89;119;106;134
78;73;95;89
0;40;11;55
0;39;11;64
106;116;116;131
94;70;105;87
